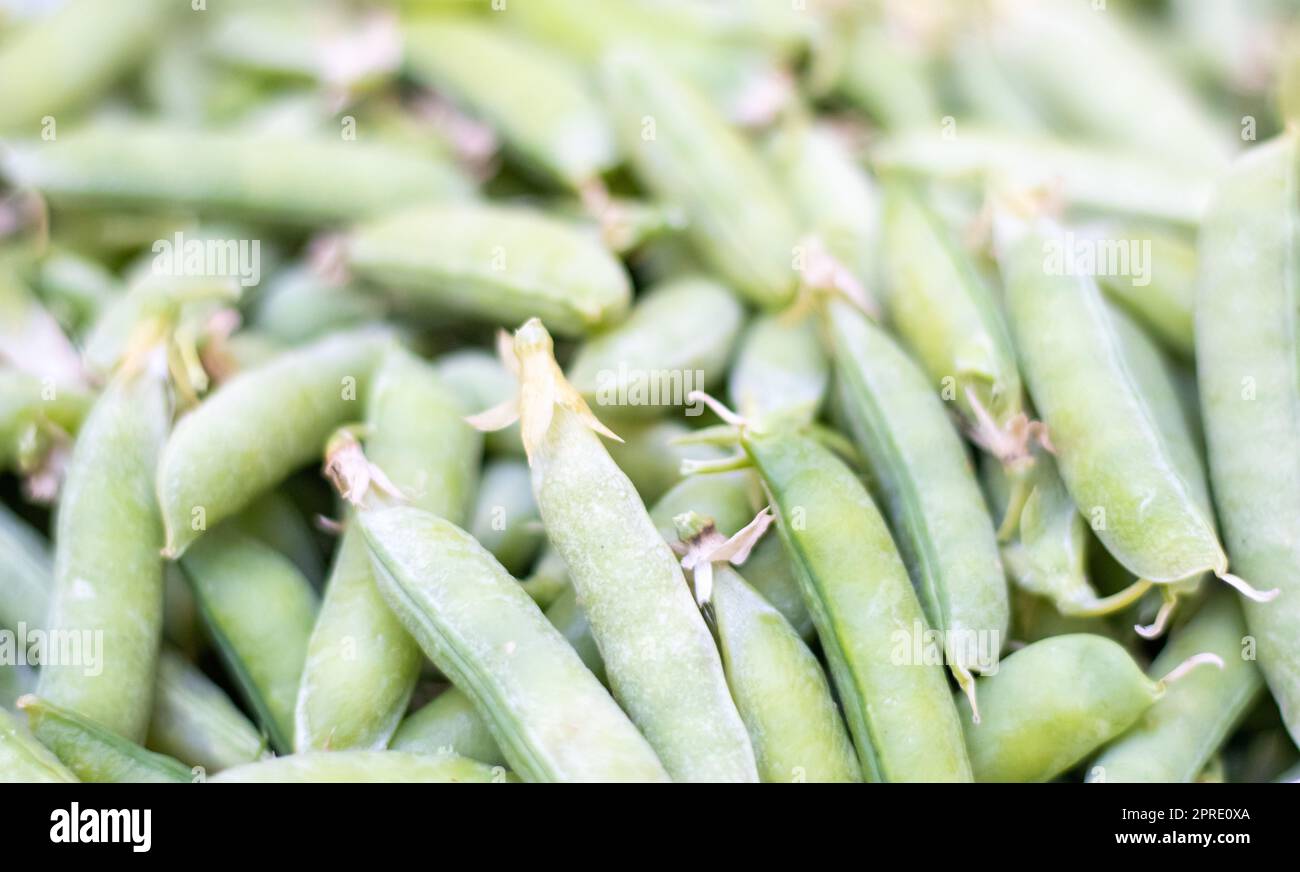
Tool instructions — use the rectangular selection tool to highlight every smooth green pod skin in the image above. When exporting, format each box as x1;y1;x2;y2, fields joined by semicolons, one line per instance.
251;267;386;346
1090;592;1263;783
828;301;1009;694
603;416;726;505
211;751;509;783
0;501;52;634
180;527;319;755
1196;132;1300;743
960;635;1160;783
146;648;266;774
469;459;543;578
1097;225;1197;360
742;425;973;782
437;349;525;458
0;706;77;783
19;695;192;784
361;506;669;783
601;51;800;308
0;0;172;133
231;490;324;587
569;277;744;418
1;124;470;226
709;565;862;783
346;204;631;338
157;328;390;558
727;311;830;426
404;20;615;188
1000;218;1226;584
37;369;167;743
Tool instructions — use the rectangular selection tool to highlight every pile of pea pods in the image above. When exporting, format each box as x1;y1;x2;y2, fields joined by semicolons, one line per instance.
1;0;1299;785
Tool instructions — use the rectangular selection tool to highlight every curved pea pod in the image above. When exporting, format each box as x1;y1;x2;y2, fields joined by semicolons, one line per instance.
601;51;800;308
1;124;470;226
157;328;390;558
0;0;173;134
1089;591;1263;783
389;689;507;766
469;459;543;577
506;319;756;782
961;634;1163;782
146;648;266;774
1196;131;1300;744
727;310;830;426
180;526;319;755
0;501;52;633
0;706;77;783
361;506;669;783
1094;223;1197;360
346;203;631;338
37;367;167;742
437;349;525;458
251;266;386;347
827;300;1008;712
741;423;973;782
18;695;192;784
604;416;727;505
404;20;615;188
231;490;324;587
569;276;743;419
211;750;509;783
708;564;861;783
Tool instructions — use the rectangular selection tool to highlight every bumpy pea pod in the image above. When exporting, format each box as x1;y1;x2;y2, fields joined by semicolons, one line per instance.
568;276;744;419
0;706;77;783
147;648;266;774
362;506;669;783
156;328;390;558
827;299;1008;716
1196;131;1300;744
296;347;482;751
346;203;631;338
1095;223;1198;360
727;310;830;427
18;695;192;784
180;526;319;755
404;20;615;190
468;459;543;577
211;751;510;783
488;319;757;782
0;0;173;133
1;124;471;226
1090;591;1263;783
601;51;801;308
37;367;168;742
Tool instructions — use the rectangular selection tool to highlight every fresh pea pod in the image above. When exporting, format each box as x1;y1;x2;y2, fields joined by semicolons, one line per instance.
0;663;35;711
362;505;669;783
37;368;168;742
180;526;319;755
601;51;800;308
727;310;830;427
18;695;192;784
346;203;631;337
251;266;386;347
1196;131;1300;744
146;648;266;774
518;545;571;608
0;705;77;783
1094;223;1198;360
827;300;1008;713
0;501;52;633
437;348;525;459
603;416;727;505
468;458;543;577
210;750;509;783
231;490;324;588
0;370;92;476
833;20;939;131
157;328;390;558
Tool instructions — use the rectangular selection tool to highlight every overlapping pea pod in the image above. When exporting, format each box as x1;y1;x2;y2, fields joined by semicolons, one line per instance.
18;695;193;784
1090;222;1198;361
997;207;1277;627
727;309;830;427
211;751;510;784
437;348;525;459
472;318;758;782
604;416;728;504
0;706;77;783
345;202;631;338
683;396;973;782
832;17;940;132
1196;130;1300;745
468;458;544;577
295;346;482;752
1;123;471;226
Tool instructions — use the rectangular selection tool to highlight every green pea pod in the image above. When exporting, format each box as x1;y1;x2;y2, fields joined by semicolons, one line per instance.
18;694;192;784
518;546;570;608
362;506;669;783
1196;131;1300;744
727;311;830;427
741;423;973;782
211;750;511;783
37;368;167;742
36;248;123;335
0;0;173;133
2;124;470;226
511;319;757;782
146;648;266;774
1090;591;1263;783
569;276;743;419
601;51;800;308
0;706;77;783
251;266;386;347
469;459;543;577
232;490;325;587
437;349;525;459
180;526;319;755
346;203;631;337
0;664;36;712
603;416;727;504
1095;224;1197;360
157;328;390;558
0;501;52;633
827;300;1008;713
833;20;938;131
405;20;615;188
0;370;92;474
961;634;1162;782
